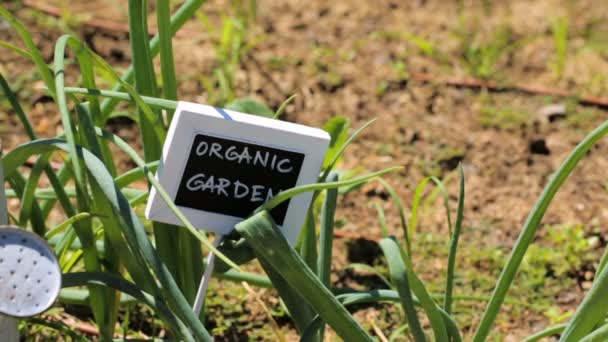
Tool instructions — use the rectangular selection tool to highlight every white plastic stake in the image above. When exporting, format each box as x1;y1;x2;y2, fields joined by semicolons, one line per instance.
192;234;224;316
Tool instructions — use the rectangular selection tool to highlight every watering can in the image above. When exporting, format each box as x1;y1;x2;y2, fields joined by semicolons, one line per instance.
0;225;61;341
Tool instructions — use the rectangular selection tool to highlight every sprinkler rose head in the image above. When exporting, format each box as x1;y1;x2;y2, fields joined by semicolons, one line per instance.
0;225;61;318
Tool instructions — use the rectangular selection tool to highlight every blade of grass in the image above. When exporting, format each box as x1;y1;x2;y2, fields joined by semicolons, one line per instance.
299;209;318;274
560;255;608;341
473;118;608;341
578;324;608;342
315;172;339;341
379;238;426;342
54;35;90;206
0;73;36;139
317;119;376;186
0;8;55;94
521;324;567;342
444;165;465;315
376;178;411;255
273;94;297;119
258;167;402;213
128;0;162;160
374;202;389;238
65;87;177;110
156;0;178;108
236;211;373;341
0;41;33;60
17;152;49;234
317;173;339;285
45;213;92;239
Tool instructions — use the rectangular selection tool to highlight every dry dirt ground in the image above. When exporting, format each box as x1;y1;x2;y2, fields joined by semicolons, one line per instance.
3;0;608;340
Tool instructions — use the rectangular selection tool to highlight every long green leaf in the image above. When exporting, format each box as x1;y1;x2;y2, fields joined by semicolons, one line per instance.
560;255;608;341
128;0;162;161
473;118;608;341
17;153;49;234
45;212;92;239
577;324;608;342
66;86;177;110
236;211;373;341
156;0;178;105
259;167;402;213
299;209;318;274
318;119;376;185
0;8;55;94
376;178;411;254
315;173;339;341
521;324;567;342
317;173;339;286
379;238;426;342
444;165;465;315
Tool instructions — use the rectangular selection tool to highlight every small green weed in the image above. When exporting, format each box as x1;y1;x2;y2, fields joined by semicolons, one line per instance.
479;105;533;129
551;17;569;79
457;27;516;79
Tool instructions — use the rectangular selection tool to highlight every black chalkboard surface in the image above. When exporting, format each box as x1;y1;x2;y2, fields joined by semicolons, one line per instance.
174;133;305;225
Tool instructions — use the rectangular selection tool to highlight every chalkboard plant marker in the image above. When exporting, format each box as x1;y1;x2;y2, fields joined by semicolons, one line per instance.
145;101;330;245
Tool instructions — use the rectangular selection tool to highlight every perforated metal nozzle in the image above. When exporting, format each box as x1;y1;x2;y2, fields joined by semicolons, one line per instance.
0;226;61;317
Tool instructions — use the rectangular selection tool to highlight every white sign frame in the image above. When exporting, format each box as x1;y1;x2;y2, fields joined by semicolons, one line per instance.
145;101;330;245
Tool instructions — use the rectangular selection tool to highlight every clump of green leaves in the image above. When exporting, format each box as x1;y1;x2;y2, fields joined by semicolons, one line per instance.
458;27;516;79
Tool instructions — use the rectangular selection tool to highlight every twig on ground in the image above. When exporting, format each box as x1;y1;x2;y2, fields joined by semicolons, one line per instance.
370;319;389;342
409;73;608;110
59;316;99;335
246;54;288;99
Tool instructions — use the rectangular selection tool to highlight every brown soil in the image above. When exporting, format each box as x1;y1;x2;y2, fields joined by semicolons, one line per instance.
3;0;608;340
